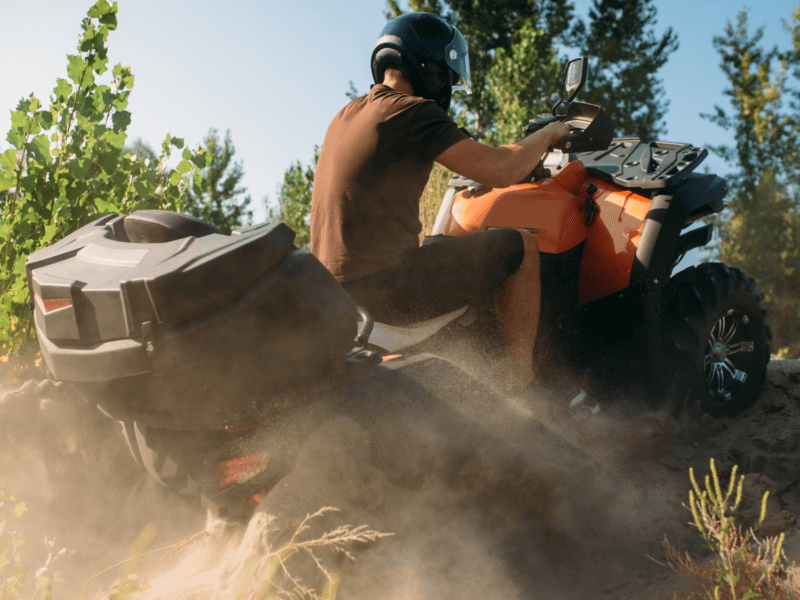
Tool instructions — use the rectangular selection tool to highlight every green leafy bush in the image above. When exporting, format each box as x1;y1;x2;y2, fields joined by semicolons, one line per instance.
0;0;206;358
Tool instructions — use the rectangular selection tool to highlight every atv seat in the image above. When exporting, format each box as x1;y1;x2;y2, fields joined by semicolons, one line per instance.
123;210;223;244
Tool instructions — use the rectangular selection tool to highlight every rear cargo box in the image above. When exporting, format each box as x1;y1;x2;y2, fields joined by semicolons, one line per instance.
26;213;358;429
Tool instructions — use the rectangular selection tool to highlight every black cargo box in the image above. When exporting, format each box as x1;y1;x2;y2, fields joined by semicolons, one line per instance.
26;212;358;429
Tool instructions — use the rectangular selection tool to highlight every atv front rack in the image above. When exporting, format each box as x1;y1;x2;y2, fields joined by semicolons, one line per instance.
577;138;708;189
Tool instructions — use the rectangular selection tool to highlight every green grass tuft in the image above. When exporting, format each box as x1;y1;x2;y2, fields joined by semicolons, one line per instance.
652;458;799;600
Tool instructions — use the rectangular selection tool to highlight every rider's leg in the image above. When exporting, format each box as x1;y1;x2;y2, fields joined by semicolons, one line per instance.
494;231;541;390
341;229;524;330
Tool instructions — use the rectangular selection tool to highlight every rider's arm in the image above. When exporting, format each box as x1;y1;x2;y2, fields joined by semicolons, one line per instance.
435;122;570;189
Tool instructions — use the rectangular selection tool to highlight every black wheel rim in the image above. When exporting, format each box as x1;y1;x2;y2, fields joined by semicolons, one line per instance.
703;308;755;403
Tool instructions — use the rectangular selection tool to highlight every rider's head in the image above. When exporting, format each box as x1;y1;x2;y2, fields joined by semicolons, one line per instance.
371;12;471;113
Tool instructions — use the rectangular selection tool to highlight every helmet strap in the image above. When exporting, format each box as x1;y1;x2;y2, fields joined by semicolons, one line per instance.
431;82;452;113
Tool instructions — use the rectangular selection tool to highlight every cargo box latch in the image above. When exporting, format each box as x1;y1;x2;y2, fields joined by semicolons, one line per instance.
142;321;157;358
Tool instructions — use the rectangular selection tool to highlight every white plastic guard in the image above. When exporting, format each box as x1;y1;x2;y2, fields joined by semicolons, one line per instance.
363;305;469;353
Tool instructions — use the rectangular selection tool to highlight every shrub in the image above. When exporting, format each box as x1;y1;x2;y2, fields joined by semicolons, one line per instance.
0;0;206;358
653;458;799;599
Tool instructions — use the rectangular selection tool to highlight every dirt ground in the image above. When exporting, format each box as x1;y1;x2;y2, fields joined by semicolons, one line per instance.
1;357;799;599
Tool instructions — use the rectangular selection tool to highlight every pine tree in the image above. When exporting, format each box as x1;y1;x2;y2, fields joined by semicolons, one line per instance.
571;0;678;140
183;129;253;235
702;8;800;357
267;146;320;249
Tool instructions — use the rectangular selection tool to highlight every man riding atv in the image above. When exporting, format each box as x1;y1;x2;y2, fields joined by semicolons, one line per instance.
310;12;572;393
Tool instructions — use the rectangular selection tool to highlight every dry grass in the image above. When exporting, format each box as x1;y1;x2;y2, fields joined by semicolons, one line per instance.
79;507;392;600
0;490;73;600
242;507;393;600
651;459;800;600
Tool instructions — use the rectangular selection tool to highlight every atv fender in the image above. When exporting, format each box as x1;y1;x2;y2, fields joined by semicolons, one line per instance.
631;172;726;285
630;173;727;394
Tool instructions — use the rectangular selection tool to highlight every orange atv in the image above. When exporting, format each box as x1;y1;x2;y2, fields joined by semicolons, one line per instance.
375;57;771;417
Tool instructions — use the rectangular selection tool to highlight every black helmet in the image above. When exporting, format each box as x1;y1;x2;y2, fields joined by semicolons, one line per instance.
371;12;471;112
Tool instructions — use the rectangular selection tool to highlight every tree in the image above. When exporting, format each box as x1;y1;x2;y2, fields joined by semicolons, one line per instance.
0;0;204;358
183;129;252;235
571;0;678;140
267;146;320;249
385;0;572;141
701;8;800;357
483;22;562;145
124;137;157;162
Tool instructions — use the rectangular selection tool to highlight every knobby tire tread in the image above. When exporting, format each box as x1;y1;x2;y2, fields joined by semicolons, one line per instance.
666;263;771;418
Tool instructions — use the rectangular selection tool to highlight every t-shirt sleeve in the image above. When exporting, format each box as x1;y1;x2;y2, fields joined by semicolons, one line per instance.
404;100;469;161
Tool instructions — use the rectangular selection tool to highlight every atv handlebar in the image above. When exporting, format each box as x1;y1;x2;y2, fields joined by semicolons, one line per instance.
525;102;615;155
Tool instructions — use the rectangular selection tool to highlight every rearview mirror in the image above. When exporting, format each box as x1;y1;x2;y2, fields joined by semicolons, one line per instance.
552;57;588;116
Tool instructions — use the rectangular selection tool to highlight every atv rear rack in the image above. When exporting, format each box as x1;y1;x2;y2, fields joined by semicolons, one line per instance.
577;138;708;189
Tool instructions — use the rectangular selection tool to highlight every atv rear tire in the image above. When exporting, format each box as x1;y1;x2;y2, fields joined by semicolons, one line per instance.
666;263;771;418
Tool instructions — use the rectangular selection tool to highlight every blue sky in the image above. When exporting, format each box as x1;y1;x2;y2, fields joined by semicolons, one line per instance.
1;0;797;259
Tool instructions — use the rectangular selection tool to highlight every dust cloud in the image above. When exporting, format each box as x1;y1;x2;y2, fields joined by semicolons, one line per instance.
4;355;796;599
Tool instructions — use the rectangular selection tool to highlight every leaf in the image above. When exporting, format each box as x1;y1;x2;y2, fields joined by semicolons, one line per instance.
79;23;97;52
98;150;120;174
171;137;184;150
66;55;88;86
89;0;117;30
111;110;131;132
190;149;207;169
112;64;134;90
94;196;116;214
105;130;127;149
100;10;118;30
52;78;72;100
13;502;26;518
133;179;149;197
87;0;112;19
0;149;17;172
35;110;54;129
66;157;90;179
169;171;182;185
30;135;52;164
176;159;192;175
6;129;25;149
192;172;206;196
0;174;15;193
41;224;58;245
9;110;30;131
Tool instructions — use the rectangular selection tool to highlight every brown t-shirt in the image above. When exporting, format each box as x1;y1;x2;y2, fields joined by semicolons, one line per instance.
310;84;468;282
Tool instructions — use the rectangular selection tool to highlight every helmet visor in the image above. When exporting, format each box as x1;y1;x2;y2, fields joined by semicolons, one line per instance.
444;28;471;94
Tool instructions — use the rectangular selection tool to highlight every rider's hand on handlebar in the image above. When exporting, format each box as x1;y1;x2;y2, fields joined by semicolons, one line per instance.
544;121;571;146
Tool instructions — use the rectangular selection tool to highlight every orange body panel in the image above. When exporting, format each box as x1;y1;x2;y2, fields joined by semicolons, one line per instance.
440;160;654;305
579;181;652;304
445;180;587;254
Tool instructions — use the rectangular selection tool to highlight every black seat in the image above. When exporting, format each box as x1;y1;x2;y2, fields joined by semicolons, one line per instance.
123;210;223;243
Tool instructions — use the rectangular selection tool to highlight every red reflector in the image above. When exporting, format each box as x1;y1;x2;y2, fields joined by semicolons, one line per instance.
42;298;72;312
224;422;259;433
216;453;269;490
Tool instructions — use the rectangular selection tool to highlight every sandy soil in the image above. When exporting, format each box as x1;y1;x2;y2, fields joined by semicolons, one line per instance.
1;357;799;599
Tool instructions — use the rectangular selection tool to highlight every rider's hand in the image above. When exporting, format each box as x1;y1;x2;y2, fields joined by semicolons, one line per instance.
543;121;571;145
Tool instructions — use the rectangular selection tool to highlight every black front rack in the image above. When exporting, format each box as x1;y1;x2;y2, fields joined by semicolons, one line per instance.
577;138;708;189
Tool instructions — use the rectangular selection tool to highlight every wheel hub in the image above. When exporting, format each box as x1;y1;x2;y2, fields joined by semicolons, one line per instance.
703;311;754;402
709;341;728;363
